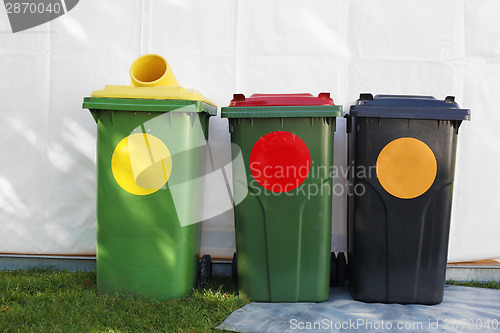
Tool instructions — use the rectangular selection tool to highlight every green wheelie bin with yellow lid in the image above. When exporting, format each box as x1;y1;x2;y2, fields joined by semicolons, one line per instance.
82;54;216;300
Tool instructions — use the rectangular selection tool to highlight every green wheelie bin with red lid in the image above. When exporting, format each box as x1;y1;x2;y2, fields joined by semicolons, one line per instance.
222;93;342;302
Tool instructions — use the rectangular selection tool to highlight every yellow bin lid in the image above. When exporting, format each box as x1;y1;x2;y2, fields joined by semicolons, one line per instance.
89;54;216;108
91;85;216;107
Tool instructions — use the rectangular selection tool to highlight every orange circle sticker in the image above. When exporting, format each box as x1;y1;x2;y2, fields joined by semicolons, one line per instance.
111;133;172;196
376;137;437;199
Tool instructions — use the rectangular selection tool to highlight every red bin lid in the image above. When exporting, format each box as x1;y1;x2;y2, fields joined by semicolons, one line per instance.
228;93;335;107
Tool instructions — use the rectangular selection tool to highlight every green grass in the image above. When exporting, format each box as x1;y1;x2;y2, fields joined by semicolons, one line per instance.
0;269;249;333
1;269;498;333
446;280;500;289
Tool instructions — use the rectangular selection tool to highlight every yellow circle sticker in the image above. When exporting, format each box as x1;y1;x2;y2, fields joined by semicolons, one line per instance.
376;137;437;199
111;133;172;195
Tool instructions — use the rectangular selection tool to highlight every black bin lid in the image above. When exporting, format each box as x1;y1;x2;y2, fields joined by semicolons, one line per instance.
350;94;470;121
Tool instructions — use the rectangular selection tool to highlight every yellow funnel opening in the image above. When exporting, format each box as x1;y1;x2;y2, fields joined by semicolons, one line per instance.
130;54;179;87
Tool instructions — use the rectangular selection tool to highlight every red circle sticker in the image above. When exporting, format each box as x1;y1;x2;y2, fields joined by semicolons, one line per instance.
249;131;311;192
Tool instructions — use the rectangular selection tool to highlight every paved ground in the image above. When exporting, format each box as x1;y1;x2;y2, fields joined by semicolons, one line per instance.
218;285;500;333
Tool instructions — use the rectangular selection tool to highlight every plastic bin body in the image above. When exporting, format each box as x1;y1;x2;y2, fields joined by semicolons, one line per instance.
346;94;470;305
222;93;342;302
83;97;215;300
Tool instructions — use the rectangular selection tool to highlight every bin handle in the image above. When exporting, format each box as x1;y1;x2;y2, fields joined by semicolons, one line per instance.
359;93;374;102
344;113;352;134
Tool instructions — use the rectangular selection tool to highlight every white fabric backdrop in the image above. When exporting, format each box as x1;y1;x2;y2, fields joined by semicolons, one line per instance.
0;0;498;262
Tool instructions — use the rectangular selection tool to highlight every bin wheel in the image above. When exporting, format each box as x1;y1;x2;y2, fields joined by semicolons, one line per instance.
330;252;338;287
337;252;347;287
199;254;213;286
231;252;238;285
